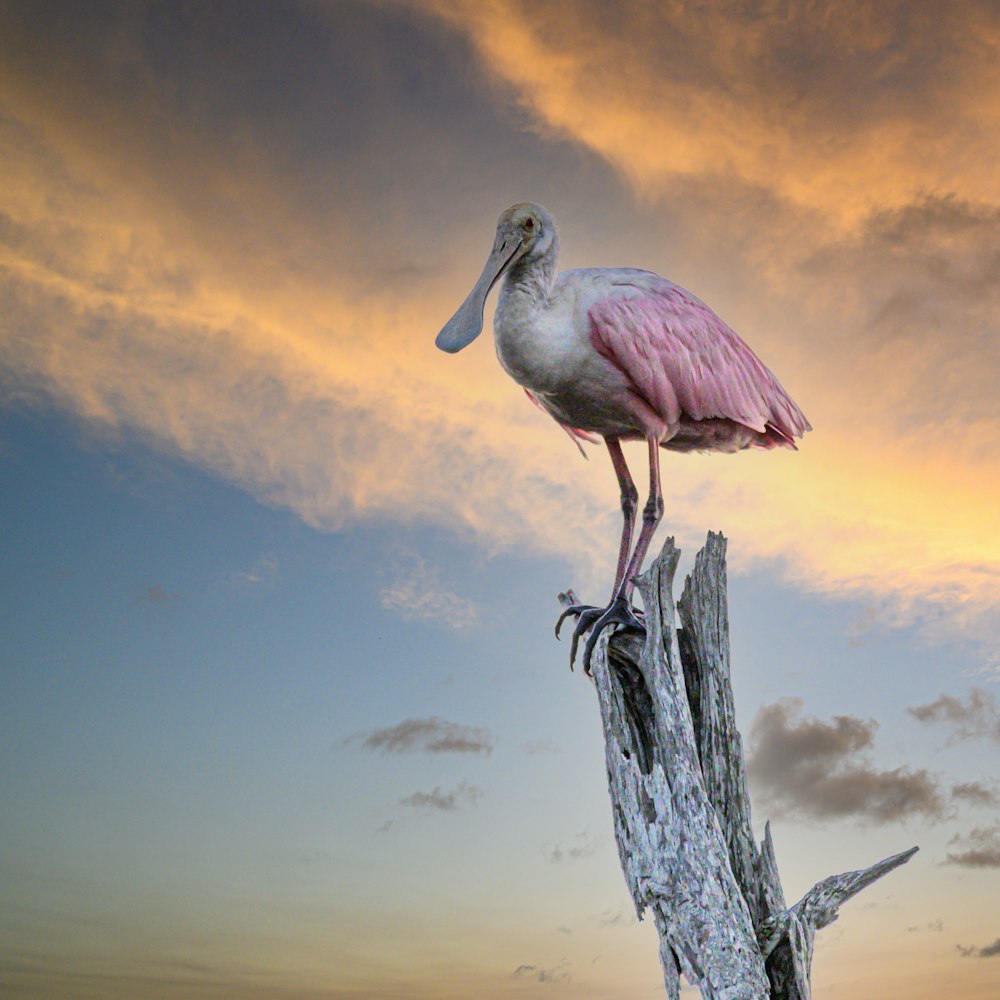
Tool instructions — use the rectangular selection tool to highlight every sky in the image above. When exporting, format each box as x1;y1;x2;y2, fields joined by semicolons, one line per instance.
1;0;999;997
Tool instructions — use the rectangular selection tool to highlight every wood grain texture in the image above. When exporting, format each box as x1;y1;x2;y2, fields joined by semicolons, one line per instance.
569;533;917;998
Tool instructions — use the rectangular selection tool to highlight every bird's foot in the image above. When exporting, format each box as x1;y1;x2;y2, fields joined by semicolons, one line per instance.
556;595;645;675
555;603;604;669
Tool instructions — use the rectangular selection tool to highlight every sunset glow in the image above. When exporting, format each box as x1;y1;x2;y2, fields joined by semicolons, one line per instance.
2;2;998;998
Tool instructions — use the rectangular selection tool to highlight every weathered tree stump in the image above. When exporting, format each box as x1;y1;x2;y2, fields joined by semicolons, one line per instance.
561;532;917;999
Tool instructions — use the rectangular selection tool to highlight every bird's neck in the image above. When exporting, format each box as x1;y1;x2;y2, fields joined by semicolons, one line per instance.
503;235;559;306
493;237;566;394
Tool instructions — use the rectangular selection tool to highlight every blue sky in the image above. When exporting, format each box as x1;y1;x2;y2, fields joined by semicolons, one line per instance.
2;2;999;997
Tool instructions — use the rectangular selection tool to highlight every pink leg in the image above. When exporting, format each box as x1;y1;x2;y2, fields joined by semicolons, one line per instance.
606;439;639;595
614;436;663;599
555;436;661;673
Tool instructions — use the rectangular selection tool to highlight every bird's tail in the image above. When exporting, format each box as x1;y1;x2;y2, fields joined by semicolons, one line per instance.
760;421;798;450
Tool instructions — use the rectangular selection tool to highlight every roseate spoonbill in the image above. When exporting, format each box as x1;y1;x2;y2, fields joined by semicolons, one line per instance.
436;203;810;672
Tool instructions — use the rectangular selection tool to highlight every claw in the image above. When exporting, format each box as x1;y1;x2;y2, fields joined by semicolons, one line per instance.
555;603;594;639
568;607;605;670
555;603;602;671
554;606;577;639
555;597;645;674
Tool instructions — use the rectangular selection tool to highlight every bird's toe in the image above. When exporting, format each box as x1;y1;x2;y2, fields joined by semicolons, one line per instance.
556;598;645;673
579;597;645;675
555;603;599;639
555;604;606;670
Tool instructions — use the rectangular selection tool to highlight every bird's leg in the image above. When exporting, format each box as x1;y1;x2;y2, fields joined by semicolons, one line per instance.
555;439;637;662
571;437;662;673
616;436;663;601
607;438;639;594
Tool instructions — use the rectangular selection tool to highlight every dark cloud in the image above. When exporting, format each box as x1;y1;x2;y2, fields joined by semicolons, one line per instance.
945;824;1000;868
512;961;570;984
958;937;1000;959
399;781;481;812
0;0;519;293
355;717;493;755
748;698;946;824
951;781;999;807
908;688;1000;744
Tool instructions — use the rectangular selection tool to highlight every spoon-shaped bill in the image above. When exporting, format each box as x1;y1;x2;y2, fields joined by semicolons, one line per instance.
435;238;521;353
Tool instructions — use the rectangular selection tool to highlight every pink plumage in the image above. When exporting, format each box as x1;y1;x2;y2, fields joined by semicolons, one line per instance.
588;283;810;451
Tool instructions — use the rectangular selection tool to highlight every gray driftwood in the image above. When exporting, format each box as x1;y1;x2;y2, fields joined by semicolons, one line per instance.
560;532;917;999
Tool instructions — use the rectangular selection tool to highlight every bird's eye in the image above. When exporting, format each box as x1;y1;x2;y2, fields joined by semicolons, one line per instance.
524;217;535;231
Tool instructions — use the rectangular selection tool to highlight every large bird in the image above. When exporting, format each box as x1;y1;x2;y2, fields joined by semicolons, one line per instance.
436;203;810;671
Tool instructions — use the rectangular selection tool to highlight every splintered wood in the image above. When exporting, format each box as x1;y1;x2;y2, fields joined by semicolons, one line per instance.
567;532;917;999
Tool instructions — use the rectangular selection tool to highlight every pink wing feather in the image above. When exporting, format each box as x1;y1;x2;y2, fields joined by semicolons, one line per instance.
589;283;810;446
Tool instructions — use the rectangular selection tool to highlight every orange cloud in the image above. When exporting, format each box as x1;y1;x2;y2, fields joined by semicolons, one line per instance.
418;0;1000;226
1;3;998;664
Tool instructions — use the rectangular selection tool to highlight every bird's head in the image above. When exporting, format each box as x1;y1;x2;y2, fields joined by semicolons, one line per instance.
435;202;556;354
499;202;557;263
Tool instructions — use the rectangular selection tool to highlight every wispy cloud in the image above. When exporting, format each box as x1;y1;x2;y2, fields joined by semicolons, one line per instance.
908;689;1000;744
380;550;478;630
958;937;1000;959
594;908;635;929
748;698;945;824
951;781;999;808
399;781;481;811
945;824;1000;868
230;554;278;586
846;606;882;647
512;960;570;984
544;828;601;864
907;919;944;934
355;717;494;755
138;584;178;604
